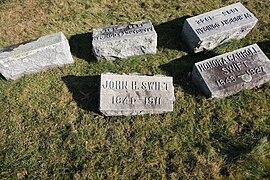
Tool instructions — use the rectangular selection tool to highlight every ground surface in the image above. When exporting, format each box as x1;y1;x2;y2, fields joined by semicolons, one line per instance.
0;0;269;179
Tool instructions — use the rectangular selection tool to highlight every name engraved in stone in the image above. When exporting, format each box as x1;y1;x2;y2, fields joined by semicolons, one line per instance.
182;2;258;53
195;12;253;35
191;44;270;98
99;73;175;116
197;46;259;72
102;80;170;91
92;20;157;60
93;21;154;41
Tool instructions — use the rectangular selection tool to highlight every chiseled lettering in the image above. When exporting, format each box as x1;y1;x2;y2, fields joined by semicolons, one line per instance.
198;46;258;73
195;23;220;35
222;7;239;16
112;96;136;105
102;80;128;90
195;16;214;25
197;57;227;72
244;12;252;19
221;15;243;26
144;97;161;105
141;81;161;91
131;81;138;90
95;26;153;40
221;61;248;75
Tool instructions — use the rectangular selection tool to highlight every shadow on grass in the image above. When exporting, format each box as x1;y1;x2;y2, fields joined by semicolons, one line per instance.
258;40;270;56
0;74;6;80
62;75;100;113
69;16;192;62
218;137;260;176
210;119;269;177
159;51;218;96
69;32;96;63
154;16;191;52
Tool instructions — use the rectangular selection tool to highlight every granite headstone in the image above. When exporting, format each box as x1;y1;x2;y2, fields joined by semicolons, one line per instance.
192;44;270;98
92;20;157;60
100;73;175;116
0;32;73;80
182;2;258;53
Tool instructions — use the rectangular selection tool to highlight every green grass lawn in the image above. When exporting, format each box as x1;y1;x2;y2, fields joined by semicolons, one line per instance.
0;0;270;179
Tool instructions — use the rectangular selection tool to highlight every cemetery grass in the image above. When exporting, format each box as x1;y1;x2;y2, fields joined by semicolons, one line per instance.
0;0;270;179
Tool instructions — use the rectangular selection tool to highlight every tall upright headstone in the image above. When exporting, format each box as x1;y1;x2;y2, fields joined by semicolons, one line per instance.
0;32;73;80
100;73;175;116
182;2;258;53
192;44;270;98
92;20;157;60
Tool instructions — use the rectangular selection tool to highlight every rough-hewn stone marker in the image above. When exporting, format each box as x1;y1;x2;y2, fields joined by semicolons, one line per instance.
100;73;175;116
182;2;258;53
0;32;73;80
92;20;157;60
192;44;270;98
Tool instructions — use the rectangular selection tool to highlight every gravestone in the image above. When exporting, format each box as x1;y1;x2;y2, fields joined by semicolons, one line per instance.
192;44;270;98
0;32;73;80
100;73;175;116
182;2;258;53
92;20;157;60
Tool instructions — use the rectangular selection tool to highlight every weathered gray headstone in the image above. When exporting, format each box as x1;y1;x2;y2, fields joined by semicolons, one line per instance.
0;32;73;80
192;44;270;98
92;20;157;60
182;2;258;53
100;73;175;116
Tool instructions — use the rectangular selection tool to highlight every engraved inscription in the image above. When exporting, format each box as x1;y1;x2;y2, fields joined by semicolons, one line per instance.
112;96;136;105
196;45;267;89
245;66;264;76
222;7;239;16
195;16;214;25
194;6;254;35
102;80;128;90
192;44;270;98
102;80;170;91
93;21;154;41
216;76;236;87
101;78;172;107
100;74;174;115
145;97;161;105
216;66;265;87
197;47;259;72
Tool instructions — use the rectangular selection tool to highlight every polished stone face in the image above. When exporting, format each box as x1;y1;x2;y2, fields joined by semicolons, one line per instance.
192;44;270;98
0;32;73;80
99;73;175;116
92;20;157;60
182;2;258;53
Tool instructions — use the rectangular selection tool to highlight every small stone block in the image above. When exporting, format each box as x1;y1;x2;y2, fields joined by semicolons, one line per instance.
182;2;258;53
100;73;175;116
92;20;157;60
192;44;270;98
0;32;73;80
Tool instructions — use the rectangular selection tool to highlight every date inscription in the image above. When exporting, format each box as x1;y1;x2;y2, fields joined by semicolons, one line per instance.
112;96;161;105
216;66;265;87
